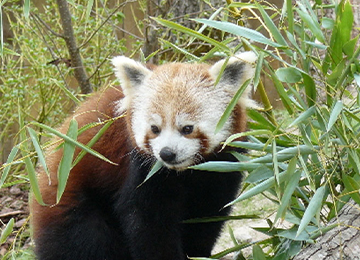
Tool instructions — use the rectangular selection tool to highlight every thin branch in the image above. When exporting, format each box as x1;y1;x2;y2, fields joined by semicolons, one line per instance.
31;13;64;39
56;0;92;94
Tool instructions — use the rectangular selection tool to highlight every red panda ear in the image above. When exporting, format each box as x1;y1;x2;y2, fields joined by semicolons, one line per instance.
112;56;152;110
209;51;258;108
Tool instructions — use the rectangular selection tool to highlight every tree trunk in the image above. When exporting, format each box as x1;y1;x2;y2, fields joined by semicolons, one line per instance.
293;200;360;260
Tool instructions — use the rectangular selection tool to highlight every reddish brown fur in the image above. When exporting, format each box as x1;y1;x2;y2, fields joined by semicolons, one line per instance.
31;86;130;239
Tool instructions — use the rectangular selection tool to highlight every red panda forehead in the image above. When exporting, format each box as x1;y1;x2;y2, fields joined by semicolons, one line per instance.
146;63;213;124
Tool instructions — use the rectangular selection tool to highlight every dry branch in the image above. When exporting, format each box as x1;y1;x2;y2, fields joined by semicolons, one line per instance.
56;0;92;94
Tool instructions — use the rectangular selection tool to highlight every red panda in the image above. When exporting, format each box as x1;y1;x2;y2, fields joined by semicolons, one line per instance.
31;52;257;260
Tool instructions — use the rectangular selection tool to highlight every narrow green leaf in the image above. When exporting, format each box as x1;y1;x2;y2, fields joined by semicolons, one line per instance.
296;6;325;43
226;170;289;207
297;186;326;237
216;79;251;133
32;122;116;165
272;139;279;185
288;106;316;128
160;39;199;61
195;19;282;47
23;0;30;19
270;69;294;114
276;67;302;83
343;174;360;205
275;169;301;223
252;244;266;260
190;161;267;172
302;73;317;107
73;121;114;166
222;130;272;149
0;218;14;244
18;105;44;205
139;160;163;187
0;145;19;189
255;2;290;53
153;18;228;51
0;4;3;57
327;101;343;132
57;119;78;203
27;127;50;180
85;0;94;20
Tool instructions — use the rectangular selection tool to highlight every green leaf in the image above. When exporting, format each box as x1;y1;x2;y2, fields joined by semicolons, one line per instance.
222;130;273;149
195;19;282;48
138;160;164;187
255;2;291;56
252;244;266;260
302;72;317;107
327;100;343;132
23;0;30;19
153;18;228;51
0;145;19;189
160;39;200;61
0;218;14;244
226;170;289;207
216;79;251;133
27;127;50;180
73;120;114;166
18;105;44;205
343;174;360;205
288;106;316;128
275;169;301;223
296;5;325;43
85;0;94;20
190;161;266;173
276;67;302;83
57;119;78;203
32;122;116;165
297;186;326;237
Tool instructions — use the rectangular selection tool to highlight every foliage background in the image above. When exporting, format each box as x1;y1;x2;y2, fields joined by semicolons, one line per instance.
1;0;360;259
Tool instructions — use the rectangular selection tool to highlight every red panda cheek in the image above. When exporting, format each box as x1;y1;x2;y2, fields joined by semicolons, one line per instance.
191;130;209;154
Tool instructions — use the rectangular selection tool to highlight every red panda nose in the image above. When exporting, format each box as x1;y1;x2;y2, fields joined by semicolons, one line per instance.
159;147;176;163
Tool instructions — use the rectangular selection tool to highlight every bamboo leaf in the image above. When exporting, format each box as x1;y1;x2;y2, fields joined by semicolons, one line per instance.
190;161;267;172
327;100;343;132
27;127;50;180
57;119;78;203
32;122;116;165
18;105;44;205
226;170;289;207
85;0;94;20
297;186;326;237
0;218;14;244
275;169;301;223
195;19;282;48
0;145;19;189
216;79;251;133
73;121;113;167
139;160;164;187
222;130;272;149
23;0;30;19
252;244;266;260
343;174;360;205
276;67;302;83
153;18;228;51
288;106;316;128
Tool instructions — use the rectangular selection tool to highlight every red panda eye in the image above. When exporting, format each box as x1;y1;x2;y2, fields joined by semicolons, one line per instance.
181;125;193;135
151;125;161;135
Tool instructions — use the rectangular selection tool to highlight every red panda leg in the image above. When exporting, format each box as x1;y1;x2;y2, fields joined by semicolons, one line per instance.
34;197;132;260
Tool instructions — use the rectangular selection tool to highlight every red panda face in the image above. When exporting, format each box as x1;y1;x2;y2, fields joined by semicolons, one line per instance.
112;53;257;170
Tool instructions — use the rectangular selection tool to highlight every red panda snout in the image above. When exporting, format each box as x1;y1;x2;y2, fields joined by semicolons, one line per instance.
159;147;177;163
